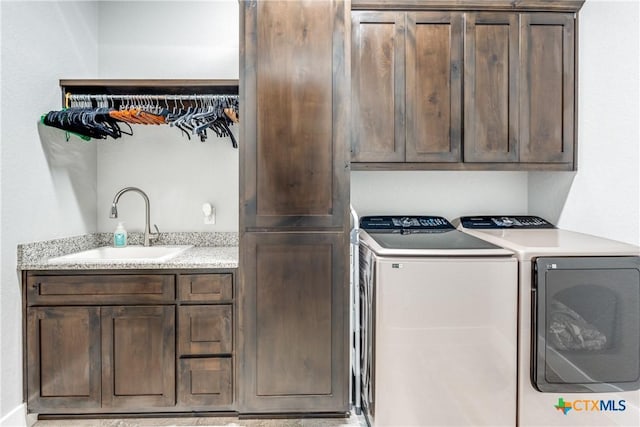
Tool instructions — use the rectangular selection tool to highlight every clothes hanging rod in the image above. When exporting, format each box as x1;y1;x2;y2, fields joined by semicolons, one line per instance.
65;93;238;109
67;93;238;100
60;79;239;107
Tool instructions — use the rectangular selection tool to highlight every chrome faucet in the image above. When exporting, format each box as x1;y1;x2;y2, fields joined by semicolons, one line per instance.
109;187;160;246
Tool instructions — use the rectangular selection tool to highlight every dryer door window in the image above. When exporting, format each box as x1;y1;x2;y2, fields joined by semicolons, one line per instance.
533;256;640;392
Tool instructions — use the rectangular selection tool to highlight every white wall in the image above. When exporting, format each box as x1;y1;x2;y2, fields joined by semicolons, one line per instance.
96;126;239;232
96;1;239;233
351;171;529;219
97;0;239;80
0;3;4;424
529;0;640;245
0;1;99;425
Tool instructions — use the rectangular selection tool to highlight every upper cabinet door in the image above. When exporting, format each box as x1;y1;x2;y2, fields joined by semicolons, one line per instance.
351;11;406;162
464;13;519;163
241;0;349;230
520;13;575;164
405;12;463;162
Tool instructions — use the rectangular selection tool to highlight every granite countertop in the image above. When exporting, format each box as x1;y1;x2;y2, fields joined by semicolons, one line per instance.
18;232;239;270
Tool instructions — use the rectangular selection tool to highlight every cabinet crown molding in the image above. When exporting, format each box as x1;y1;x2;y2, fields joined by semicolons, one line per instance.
352;0;585;12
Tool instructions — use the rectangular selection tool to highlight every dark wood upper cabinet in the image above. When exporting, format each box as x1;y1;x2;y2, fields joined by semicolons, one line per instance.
351;4;582;170
464;12;518;163
241;0;349;230
406;12;463;162
351;11;405;162
520;13;575;164
351;11;463;163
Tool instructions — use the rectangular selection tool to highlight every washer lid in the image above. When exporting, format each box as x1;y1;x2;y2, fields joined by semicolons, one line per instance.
360;229;513;257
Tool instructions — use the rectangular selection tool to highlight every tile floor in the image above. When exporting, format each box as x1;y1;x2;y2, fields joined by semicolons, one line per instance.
32;414;367;427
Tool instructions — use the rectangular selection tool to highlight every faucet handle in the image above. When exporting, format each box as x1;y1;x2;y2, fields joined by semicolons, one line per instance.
151;224;161;240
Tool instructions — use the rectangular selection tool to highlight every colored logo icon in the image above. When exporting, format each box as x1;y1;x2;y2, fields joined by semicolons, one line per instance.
555;397;572;415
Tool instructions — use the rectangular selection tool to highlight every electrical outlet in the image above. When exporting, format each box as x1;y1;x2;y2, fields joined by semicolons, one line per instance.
204;207;216;225
202;203;216;225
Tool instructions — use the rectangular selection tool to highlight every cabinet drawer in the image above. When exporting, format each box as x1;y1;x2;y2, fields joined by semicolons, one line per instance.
27;274;174;305
178;357;232;408
178;274;232;302
178;305;232;355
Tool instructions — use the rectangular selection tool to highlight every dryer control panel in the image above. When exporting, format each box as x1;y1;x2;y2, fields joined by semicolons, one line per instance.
460;216;555;229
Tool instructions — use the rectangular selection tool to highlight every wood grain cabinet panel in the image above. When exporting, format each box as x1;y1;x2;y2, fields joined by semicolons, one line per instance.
350;8;579;170
241;232;348;412
351;11;405;162
255;0;332;218
464;13;518;162
24;270;236;414
178;274;232;302
256;243;332;396
520;13;575;164
178;305;232;355
406;12;463;162
101;305;175;409
240;0;349;414
27;274;174;305
178;358;233;408
242;0;349;229
26;307;101;412
351;11;464;163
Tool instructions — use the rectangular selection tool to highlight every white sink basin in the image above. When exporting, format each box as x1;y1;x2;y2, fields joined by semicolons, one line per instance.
48;245;193;264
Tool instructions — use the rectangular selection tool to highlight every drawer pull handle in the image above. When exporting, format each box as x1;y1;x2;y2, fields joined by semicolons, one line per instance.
32;282;40;291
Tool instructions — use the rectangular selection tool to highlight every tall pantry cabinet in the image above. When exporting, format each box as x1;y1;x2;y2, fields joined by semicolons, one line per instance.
239;0;350;414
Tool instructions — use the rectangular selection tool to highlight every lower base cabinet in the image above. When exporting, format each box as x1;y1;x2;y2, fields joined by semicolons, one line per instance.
240;232;349;413
101;305;176;410
26;307;102;412
24;271;235;415
178;358;233;408
27;305;175;412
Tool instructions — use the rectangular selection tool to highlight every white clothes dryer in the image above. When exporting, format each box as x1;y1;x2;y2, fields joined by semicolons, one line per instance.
457;216;640;427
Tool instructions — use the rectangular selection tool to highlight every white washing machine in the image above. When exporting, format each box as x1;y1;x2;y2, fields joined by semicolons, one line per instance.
457;216;640;427
359;216;517;426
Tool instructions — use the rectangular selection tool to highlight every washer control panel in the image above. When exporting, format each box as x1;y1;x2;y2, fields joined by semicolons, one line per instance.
460;216;555;229
360;216;454;231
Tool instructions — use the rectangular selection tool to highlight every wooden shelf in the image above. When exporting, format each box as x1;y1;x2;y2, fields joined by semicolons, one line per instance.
60;79;239;105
